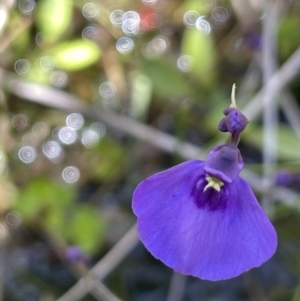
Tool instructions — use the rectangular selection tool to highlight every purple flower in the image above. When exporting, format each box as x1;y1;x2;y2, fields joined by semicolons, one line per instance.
132;86;277;281
132;145;277;280
65;246;90;264
275;170;300;187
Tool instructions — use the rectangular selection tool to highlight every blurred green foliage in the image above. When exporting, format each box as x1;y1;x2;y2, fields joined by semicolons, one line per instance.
36;0;73;44
14;176;106;254
15;177;74;220
65;204;105;254
143;57;190;98
92;138;127;182
46;40;102;71
278;13;300;61
181;28;216;86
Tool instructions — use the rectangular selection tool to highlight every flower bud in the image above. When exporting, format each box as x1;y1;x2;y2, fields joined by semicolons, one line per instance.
218;108;248;134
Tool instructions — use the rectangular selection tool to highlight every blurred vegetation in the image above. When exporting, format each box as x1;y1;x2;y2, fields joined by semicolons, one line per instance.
0;0;300;300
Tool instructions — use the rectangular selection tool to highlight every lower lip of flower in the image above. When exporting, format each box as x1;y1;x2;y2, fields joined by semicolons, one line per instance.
132;159;278;281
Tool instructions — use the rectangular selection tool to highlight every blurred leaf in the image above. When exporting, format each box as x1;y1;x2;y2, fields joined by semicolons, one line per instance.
142;58;190;98
24;65;52;84
15;177;74;220
244;123;300;161
0;179;17;214
181;28;216;87
278;14;300;61
36;0;73;44
66;205;105;254
46;206;66;232
92;138;126;181
179;0;211;15
129;71;152;120
10;28;30;56
47;40;102;71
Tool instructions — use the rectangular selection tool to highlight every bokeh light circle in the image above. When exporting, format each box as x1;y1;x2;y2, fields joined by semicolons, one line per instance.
81;129;100;148
18;146;36;163
12;114;28;130
211;7;229;24
122;19;139;35
62;166;80;183
66;113;84;130
90;122;106;138
183;11;199;27
143;13;161;29
110;10;124;26
122;11;140;35
99;82;116;98
5;211;22;228
82;26;98;41
42;140;62;159
195;17;211;34
116;37;134;54
35;32;42;46
82;3;99;19
50;71;68;87
19;0;35;14
14;59;30;75
150;36;167;53
32;122;49;138
177;55;194;72
39;56;55;71
58;127;77;144
142;36;168;57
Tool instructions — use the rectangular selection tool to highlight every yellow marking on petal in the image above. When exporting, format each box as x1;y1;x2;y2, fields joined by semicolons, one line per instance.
204;175;224;192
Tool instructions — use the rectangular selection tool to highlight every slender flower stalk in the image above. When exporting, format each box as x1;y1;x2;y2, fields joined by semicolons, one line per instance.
132;85;277;281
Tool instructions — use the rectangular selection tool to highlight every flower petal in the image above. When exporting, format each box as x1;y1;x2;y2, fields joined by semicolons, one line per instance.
204;144;242;183
132;161;277;281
